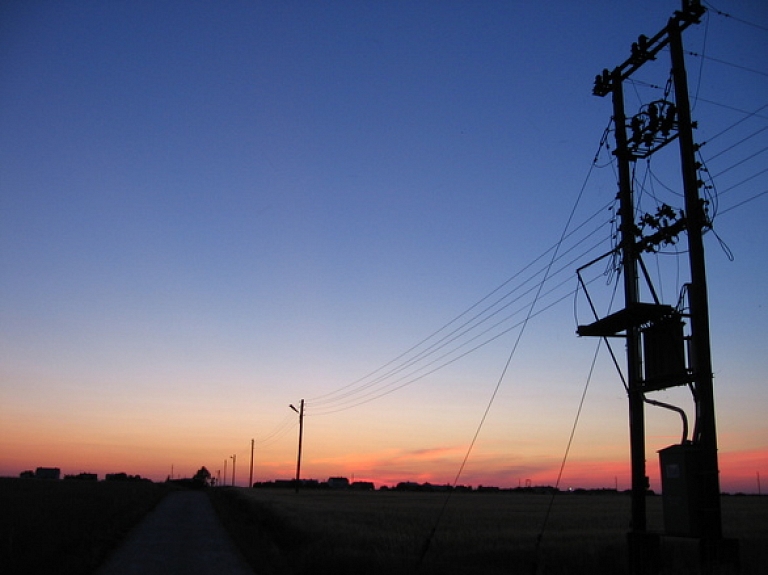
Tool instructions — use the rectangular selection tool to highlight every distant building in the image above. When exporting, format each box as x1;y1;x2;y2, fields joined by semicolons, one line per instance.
35;467;60;480
64;472;98;481
328;477;350;489
350;481;375;491
105;472;147;482
106;472;129;481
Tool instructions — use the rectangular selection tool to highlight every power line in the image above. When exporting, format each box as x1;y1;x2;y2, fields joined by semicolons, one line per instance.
306;205;614;411
685;50;768;79
716;166;768;198
718;188;768;217
710;143;768;179
306;237;611;416
694;98;768;123
251;413;298;447
703;125;768;162
309;267;609;417
704;1;768;33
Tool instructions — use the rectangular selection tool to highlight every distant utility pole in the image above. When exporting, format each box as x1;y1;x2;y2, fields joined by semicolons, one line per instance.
249;438;255;488
223;458;227;486
230;454;237;487
580;1;738;573
290;399;305;493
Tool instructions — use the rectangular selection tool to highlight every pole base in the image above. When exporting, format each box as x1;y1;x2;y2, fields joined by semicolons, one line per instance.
700;537;740;575
628;532;661;575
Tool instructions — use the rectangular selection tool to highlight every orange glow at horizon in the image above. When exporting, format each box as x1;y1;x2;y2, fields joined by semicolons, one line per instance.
2;412;765;493
253;447;768;493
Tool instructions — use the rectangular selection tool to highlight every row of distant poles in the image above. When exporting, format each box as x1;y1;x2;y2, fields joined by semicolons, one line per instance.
579;1;739;573
216;441;254;488
212;400;303;490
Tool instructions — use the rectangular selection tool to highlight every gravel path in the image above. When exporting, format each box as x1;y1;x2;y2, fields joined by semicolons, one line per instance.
95;490;256;575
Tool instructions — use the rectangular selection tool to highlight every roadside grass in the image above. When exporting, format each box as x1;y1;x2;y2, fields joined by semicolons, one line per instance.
210;488;768;575
0;478;169;575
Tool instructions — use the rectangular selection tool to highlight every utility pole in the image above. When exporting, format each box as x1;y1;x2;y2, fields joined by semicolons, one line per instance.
249;438;255;488
290;400;305;493
668;17;722;542
579;1;738;573
230;454;236;487
611;74;648;538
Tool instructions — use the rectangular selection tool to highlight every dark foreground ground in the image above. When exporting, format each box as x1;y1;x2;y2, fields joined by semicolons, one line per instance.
2;478;767;575
0;479;253;575
0;478;168;575
210;487;768;575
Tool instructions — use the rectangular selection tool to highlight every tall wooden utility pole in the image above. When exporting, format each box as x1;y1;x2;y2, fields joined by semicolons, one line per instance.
611;74;648;537
249;438;255;488
290;399;305;493
668;18;722;541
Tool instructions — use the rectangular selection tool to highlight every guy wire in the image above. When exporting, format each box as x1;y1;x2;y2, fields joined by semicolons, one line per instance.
417;132;605;570
532;338;602;575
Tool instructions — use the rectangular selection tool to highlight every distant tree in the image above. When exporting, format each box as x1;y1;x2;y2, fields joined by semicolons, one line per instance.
193;466;212;487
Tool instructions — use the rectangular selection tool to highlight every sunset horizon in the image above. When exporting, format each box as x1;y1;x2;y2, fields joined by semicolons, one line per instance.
2;0;766;517
3;444;765;495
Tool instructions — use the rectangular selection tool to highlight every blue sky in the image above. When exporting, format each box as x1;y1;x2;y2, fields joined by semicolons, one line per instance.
1;1;766;492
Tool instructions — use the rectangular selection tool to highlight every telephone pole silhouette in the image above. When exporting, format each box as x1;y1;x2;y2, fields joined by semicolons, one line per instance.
249;438;255;488
290;399;305;493
580;1;739;572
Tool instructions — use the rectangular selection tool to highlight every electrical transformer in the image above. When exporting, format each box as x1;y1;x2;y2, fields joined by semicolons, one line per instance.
659;443;705;537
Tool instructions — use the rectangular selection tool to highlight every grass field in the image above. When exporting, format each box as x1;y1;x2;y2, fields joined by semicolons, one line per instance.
0;478;169;575
210;488;768;575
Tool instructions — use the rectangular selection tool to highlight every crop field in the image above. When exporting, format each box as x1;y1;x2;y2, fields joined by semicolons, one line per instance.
0;478;169;575
211;488;768;575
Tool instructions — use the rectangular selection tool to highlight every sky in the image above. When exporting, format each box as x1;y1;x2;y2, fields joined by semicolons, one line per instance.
1;1;766;494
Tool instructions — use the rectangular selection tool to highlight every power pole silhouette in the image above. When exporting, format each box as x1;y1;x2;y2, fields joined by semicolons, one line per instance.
249;438;254;488
290;399;305;493
580;1;739;572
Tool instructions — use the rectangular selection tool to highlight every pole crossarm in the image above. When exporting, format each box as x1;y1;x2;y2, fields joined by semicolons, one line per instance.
577;302;677;338
593;1;705;97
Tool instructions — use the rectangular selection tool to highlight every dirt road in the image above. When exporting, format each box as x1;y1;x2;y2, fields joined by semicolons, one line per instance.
95;490;256;575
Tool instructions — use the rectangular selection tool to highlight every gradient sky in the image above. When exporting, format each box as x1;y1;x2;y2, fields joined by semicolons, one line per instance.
1;1;766;493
